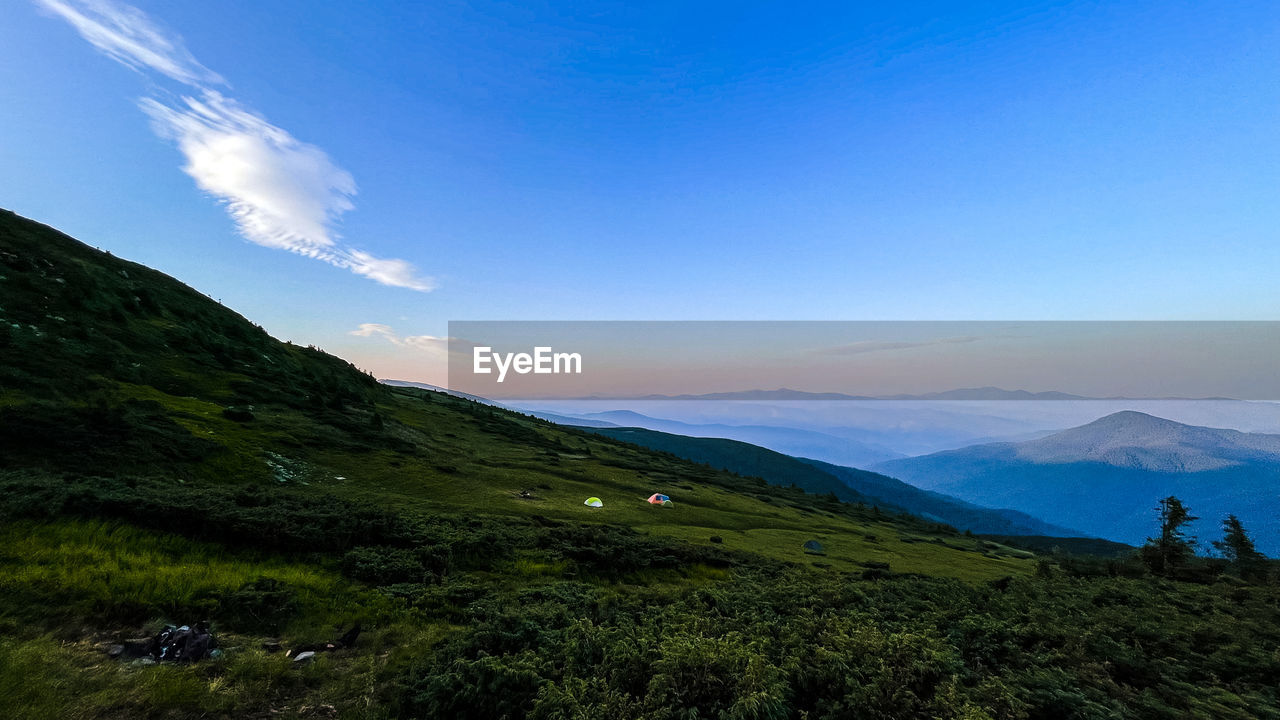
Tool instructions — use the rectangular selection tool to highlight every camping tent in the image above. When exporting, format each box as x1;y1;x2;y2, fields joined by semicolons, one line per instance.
584;497;603;508
646;493;671;505
803;540;825;554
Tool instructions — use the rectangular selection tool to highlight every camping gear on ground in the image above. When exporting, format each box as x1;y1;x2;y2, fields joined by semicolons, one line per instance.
802;540;825;554
148;622;216;662
647;493;673;506
584;497;603;508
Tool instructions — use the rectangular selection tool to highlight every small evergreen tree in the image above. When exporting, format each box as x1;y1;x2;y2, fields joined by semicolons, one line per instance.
1213;514;1266;581
1140;496;1198;576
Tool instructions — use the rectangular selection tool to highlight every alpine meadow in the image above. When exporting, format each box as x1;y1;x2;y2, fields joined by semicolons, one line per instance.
6;1;1280;718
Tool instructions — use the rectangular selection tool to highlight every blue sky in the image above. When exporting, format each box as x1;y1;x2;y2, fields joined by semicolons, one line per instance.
2;0;1278;382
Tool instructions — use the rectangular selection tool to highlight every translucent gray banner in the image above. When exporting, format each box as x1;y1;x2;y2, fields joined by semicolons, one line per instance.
447;321;1279;402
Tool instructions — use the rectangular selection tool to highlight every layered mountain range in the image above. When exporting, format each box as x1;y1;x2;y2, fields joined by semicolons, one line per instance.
874;411;1280;552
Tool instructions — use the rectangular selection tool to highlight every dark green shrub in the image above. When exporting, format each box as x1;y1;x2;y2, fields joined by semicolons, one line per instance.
221;406;255;422
218;577;300;633
406;652;550;719
342;546;428;585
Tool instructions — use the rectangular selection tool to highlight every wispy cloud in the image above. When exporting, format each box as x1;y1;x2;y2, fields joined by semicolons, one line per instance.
349;323;452;352
35;0;433;291
140;92;434;291
35;0;223;85
812;336;983;356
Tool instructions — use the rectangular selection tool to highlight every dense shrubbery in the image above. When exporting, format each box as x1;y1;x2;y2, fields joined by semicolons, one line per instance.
219;577;302;633
0;474;421;553
9;471;1280;719
538;524;738;577
394;568;1280;720
0;400;222;474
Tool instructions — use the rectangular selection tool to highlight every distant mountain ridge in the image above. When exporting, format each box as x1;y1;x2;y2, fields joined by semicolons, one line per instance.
630;389;879;401
569;409;905;467
881;387;1089;401
582;425;1082;537
873;411;1280;553
1010;410;1280;471
560;387;1236;402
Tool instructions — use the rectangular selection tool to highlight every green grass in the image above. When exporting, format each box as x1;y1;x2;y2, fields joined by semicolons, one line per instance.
0;630;455;720
0;520;356;629
310;389;1031;580
85;378;1024;581
0;519;445;719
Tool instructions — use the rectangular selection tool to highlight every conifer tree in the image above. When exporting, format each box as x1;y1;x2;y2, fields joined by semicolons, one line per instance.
1213;514;1266;580
1140;496;1198;575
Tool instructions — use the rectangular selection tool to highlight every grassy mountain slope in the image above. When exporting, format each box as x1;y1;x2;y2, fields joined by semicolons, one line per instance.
0;208;1022;577
4;209;1280;719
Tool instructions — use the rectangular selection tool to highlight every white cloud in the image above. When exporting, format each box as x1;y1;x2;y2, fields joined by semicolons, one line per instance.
349;323;399;339
140;92;350;256
345;250;435;293
36;0;434;292
349;323;451;352
34;0;223;86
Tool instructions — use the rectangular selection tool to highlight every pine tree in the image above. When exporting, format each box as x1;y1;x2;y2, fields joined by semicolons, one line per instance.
1213;514;1266;580
1140;496;1198;576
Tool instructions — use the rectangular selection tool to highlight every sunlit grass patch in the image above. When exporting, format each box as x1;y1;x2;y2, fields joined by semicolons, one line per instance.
0;519;391;633
502;553;571;578
0;519;450;719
